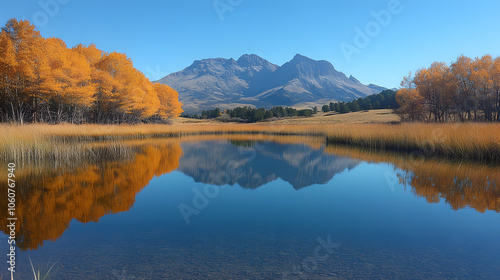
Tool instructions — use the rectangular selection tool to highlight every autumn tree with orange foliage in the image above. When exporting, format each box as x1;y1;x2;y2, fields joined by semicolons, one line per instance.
154;83;183;118
0;19;182;124
396;73;426;121
398;54;500;122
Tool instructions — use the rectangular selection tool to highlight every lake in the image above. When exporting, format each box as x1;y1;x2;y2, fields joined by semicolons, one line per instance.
1;135;500;279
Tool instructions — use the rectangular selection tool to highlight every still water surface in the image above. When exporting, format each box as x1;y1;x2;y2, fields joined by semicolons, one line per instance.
1;136;500;279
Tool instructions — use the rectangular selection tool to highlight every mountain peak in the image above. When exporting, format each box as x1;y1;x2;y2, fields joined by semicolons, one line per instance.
238;54;261;60
235;54;278;75
237;54;276;67
225;57;237;65
291;54;313;62
281;54;341;78
157;54;385;113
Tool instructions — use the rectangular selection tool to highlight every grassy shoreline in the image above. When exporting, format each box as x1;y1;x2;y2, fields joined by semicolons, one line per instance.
1;122;499;164
324;123;500;163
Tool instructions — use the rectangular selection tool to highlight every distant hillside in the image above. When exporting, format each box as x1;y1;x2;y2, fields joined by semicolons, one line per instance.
157;54;386;113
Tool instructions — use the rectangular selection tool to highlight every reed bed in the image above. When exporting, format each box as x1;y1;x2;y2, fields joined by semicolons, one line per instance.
324;123;500;163
0;123;325;140
0;123;323;163
1;122;500;164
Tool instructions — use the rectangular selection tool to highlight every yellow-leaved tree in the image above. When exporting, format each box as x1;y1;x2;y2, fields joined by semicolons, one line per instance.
0;18;183;124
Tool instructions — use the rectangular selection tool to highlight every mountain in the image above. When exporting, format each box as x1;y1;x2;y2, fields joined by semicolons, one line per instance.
157;54;385;113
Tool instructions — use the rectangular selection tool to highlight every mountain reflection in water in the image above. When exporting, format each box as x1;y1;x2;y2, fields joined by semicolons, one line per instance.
178;140;359;189
0;135;499;252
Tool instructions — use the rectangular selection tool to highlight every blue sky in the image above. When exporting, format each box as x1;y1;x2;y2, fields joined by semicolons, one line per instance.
2;0;500;88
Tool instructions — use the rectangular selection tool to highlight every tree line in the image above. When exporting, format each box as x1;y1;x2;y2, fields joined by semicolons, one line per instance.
320;90;399;114
0;19;183;124
397;55;500;122
182;106;315;123
182;90;399;123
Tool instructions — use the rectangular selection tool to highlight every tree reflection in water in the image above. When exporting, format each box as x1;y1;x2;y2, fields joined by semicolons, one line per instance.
326;145;500;213
0;139;182;250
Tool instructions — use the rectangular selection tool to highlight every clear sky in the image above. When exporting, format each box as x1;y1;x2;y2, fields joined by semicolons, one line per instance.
2;0;500;88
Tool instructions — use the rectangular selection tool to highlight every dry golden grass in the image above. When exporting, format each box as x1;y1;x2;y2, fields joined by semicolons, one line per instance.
325;123;500;162
1;120;500;163
0;123;325;142
171;117;220;124
172;109;400;125
266;109;401;124
0;123;326;164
